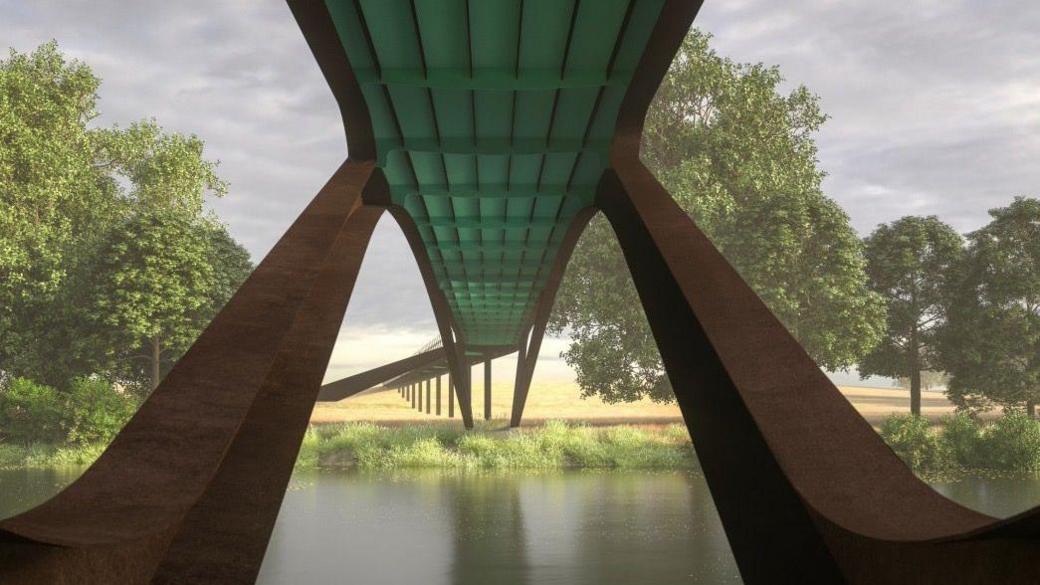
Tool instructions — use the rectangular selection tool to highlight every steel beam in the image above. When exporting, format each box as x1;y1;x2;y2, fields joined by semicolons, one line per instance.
483;358;492;420
317;347;445;401
448;373;455;419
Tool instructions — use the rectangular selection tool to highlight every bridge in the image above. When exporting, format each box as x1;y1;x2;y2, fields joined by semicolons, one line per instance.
2;1;1039;584
317;337;512;420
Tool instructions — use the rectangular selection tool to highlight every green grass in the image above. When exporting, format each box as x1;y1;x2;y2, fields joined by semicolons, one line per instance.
296;420;697;471
0;441;106;469
879;412;1040;480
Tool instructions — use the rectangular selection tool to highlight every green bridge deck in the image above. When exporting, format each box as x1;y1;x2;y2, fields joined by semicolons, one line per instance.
325;0;665;347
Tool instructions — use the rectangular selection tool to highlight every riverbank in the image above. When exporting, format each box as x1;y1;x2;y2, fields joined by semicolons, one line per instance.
0;441;105;470
5;412;1036;478
296;421;697;471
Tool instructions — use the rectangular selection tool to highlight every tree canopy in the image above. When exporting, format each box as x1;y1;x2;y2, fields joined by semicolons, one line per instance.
859;216;964;415
0;43;251;393
550;30;884;403
0;43;116;382
940;197;1040;415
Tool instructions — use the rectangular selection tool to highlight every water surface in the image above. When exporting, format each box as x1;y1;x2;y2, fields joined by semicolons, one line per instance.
2;468;1039;584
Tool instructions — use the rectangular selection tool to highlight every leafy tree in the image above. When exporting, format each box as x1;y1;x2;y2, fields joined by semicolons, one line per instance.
205;223;255;318
551;30;884;402
940;198;1040;417
859;216;964;415
0;43;119;383
0;42;250;394
90;211;251;392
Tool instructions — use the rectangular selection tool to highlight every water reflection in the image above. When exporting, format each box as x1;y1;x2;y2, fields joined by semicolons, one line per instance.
448;475;530;585
2;468;1040;584
255;470;744;585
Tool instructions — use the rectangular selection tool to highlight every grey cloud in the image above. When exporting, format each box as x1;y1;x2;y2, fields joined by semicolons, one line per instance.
4;0;1040;339
697;0;1040;234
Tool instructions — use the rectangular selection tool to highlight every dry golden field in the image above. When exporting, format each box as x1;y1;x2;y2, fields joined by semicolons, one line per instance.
309;380;957;427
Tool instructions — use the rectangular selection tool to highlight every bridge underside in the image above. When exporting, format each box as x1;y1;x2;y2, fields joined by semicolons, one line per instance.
2;1;1039;584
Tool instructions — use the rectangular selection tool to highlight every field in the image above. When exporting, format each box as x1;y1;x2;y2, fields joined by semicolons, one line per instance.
310;381;958;427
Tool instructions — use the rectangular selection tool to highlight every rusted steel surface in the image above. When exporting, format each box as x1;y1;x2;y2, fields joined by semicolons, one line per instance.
0;160;382;583
591;1;1040;581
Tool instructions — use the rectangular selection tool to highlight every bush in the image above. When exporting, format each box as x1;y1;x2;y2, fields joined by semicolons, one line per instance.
878;414;951;473
63;377;139;444
0;376;138;446
940;413;983;468
0;378;65;443
977;413;1040;472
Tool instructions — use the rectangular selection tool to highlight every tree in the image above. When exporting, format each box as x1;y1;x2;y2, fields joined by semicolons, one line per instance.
858;217;964;415
0;43;119;384
89;210;251;392
0;42;250;393
551;30;884;403
940;197;1040;418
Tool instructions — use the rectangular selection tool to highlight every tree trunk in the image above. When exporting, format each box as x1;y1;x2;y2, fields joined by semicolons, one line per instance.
1027;401;1036;420
151;337;162;391
909;326;921;417
909;368;921;417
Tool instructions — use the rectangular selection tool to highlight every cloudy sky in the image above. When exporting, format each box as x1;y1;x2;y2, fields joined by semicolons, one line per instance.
4;1;1039;384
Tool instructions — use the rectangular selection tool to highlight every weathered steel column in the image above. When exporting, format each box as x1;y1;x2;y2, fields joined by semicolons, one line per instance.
483;358;492;420
447;374;455;418
0;157;386;584
435;375;442;416
455;362;474;428
425;378;432;414
511;339;527;428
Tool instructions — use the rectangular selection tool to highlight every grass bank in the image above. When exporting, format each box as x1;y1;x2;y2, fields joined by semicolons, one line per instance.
0;442;105;469
296;420;697;471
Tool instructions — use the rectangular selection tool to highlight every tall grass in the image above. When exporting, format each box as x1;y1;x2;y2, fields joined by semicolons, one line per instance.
879;412;1040;477
295;421;696;471
0;441;106;469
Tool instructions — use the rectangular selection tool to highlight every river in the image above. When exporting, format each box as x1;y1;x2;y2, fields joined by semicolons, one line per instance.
1;468;1038;584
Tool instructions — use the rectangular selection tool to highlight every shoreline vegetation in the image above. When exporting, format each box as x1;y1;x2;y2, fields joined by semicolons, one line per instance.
879;413;1040;480
2;415;1038;480
296;421;697;471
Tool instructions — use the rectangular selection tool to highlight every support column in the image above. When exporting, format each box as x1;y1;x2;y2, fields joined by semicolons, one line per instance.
443;343;474;428
511;337;529;428
417;380;423;411
436;375;442;416
508;211;595;428
448;373;455;419
411;382;416;408
483;358;492;421
426;378;432;414
456;363;474;427
0;159;385;584
152;203;384;583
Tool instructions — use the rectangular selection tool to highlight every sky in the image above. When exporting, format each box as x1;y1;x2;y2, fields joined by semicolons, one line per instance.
4;1;1040;385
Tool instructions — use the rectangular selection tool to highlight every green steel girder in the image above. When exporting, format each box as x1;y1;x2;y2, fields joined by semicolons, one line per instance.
325;0;666;347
